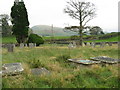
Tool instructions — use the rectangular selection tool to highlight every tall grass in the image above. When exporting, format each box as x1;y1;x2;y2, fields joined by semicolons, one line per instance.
2;44;119;88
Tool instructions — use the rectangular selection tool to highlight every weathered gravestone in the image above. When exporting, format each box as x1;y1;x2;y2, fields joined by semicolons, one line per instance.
25;43;28;47
34;43;36;47
86;42;91;46
20;43;24;48
31;68;50;76
68;43;74;49
7;44;14;52
107;42;112;46
68;59;101;65
1;63;24;76
73;41;77;48
100;42;106;48
90;56;120;64
91;42;95;48
29;43;34;48
82;42;85;47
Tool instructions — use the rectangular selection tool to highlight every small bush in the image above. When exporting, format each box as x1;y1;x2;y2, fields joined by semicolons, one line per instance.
28;34;44;46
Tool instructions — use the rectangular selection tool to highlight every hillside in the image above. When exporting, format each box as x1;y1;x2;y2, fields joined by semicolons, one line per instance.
31;25;78;36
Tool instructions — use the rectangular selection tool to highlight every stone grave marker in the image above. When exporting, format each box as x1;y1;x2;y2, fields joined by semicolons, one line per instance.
7;44;14;52
31;68;50;76
73;41;76;48
1;63;24;76
82;42;85;47
90;56;119;64
34;43;36;47
13;44;15;48
100;42;105;48
68;42;74;49
86;42;91;46
20;43;24;48
25;43;28;47
91;42;95;48
108;42;112;46
29;43;34;48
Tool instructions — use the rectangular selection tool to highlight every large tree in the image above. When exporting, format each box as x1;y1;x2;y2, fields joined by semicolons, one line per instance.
0;14;12;36
64;0;96;46
11;0;29;43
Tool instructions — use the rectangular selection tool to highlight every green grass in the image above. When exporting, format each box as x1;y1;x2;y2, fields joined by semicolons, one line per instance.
2;44;119;88
1;36;17;44
86;36;120;42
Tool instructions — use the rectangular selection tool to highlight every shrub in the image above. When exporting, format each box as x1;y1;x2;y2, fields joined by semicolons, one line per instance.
28;34;44;46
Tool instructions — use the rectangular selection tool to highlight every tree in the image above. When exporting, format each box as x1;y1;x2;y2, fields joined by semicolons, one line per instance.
89;26;104;35
0;14;12;36
11;0;29;43
64;0;96;46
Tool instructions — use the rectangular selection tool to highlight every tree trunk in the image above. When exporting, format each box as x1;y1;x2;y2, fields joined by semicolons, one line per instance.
79;25;83;46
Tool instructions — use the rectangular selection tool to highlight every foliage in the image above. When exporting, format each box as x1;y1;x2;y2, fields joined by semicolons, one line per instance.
0;14;12;36
27;34;44;46
11;1;29;43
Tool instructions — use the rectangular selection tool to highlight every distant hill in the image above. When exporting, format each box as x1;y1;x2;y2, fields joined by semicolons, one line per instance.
31;25;78;36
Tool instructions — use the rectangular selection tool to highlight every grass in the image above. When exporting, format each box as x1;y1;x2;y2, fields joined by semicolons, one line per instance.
2;44;119;88
86;36;120;42
1;36;17;44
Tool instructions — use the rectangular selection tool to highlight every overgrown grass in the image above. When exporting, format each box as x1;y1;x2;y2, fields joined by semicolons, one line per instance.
2;44;119;88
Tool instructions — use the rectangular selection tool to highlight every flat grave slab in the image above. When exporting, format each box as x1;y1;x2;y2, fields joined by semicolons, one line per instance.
31;68;50;76
68;59;101;65
90;56;120;64
0;63;24;76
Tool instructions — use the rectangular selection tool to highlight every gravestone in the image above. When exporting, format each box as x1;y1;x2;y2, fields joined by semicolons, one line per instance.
25;44;28;47
82;42;85;47
13;44;15;48
91;42;95;48
86;42;90;46
31;68;50;76
73;41;76;48
34;43;36;47
100;42;105;48
118;42;120;46
29;43;34;48
1;63;24;76
108;42;112;46
68;43;74;49
90;56;119;64
68;59;101;65
20;43;24;48
7;44;14;52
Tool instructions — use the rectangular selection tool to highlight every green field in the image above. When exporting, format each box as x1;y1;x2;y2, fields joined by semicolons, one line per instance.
1;36;17;44
1;35;120;44
2;44;119;88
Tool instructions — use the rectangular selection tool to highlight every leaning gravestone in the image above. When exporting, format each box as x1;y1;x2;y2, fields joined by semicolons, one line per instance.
20;43;24;48
1;63;24;76
31;68;50;76
7;44;14;52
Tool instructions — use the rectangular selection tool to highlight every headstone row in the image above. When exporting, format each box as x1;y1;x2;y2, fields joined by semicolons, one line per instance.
20;43;36;48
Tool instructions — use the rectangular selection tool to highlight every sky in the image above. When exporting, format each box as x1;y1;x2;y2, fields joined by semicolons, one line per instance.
0;0;119;32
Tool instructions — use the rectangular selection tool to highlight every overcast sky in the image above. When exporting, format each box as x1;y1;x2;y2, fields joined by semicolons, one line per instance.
0;0;119;32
